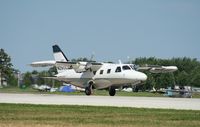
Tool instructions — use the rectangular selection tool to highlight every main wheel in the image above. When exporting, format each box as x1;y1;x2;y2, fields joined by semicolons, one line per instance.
109;87;116;96
85;86;92;95
132;86;139;92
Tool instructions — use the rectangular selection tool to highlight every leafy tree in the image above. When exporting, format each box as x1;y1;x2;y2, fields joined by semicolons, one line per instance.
36;71;47;85
7;75;18;86
32;67;61;87
143;72;155;90
190;66;200;87
0;49;14;86
32;70;39;75
23;72;33;86
176;71;189;86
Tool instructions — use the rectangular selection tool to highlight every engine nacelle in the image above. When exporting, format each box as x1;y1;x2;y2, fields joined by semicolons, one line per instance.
75;62;92;72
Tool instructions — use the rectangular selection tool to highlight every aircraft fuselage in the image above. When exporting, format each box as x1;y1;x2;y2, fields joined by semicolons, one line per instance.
56;63;147;89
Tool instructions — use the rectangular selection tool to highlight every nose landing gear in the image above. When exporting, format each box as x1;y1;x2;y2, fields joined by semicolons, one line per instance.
109;86;116;96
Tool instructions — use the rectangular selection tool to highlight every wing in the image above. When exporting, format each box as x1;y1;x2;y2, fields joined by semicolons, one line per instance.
55;61;103;73
30;60;103;73
30;60;56;67
138;65;178;73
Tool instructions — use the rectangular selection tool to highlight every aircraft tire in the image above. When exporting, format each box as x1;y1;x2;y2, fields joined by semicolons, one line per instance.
109;87;116;96
132;86;139;92
85;87;92;95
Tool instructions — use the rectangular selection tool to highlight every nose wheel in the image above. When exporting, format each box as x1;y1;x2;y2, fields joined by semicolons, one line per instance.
109;87;116;96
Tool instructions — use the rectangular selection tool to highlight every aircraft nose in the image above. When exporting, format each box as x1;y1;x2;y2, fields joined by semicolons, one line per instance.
138;72;147;81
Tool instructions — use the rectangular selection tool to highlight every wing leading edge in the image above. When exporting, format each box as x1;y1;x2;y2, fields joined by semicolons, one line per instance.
138;65;178;73
30;60;56;67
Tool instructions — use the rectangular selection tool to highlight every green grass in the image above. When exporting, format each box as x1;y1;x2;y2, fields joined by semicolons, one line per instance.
0;103;199;127
192;92;200;98
0;86;200;98
0;86;38;93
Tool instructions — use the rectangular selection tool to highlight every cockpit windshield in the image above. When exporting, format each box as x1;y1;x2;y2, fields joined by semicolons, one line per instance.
122;65;131;70
130;65;135;70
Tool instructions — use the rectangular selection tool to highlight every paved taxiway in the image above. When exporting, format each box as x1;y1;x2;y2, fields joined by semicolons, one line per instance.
0;93;200;110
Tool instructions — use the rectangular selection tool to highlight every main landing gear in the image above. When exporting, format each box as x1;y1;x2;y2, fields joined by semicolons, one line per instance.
85;81;94;96
85;86;92;95
109;86;116;96
84;81;116;96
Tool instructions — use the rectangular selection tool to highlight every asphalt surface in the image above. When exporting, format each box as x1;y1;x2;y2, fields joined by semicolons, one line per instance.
0;93;200;110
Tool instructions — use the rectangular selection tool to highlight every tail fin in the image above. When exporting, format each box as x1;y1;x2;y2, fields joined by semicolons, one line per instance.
52;45;69;74
52;45;69;62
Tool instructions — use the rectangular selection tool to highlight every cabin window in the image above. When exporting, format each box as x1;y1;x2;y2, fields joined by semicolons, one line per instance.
122;65;131;70
115;66;121;72
100;70;104;74
93;71;96;75
107;69;111;74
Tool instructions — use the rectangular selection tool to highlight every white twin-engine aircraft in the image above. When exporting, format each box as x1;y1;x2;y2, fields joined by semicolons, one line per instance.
30;45;178;96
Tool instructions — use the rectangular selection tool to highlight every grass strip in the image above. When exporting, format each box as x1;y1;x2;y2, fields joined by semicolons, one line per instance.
0;103;199;127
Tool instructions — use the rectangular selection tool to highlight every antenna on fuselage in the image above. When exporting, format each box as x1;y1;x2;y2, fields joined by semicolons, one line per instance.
118;59;122;64
127;56;131;64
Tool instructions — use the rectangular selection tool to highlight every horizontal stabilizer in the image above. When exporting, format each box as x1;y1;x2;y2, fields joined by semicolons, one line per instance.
30;60;55;67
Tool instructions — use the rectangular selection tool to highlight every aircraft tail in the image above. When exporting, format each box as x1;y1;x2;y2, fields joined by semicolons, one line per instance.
52;45;69;73
52;45;69;62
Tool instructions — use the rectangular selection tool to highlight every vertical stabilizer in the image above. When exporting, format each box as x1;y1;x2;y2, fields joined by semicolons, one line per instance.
52;45;69;62
52;45;69;73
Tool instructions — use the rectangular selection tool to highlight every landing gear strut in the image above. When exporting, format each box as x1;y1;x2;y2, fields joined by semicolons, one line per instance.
85;86;92;95
85;81;94;96
132;86;139;92
109;86;116;96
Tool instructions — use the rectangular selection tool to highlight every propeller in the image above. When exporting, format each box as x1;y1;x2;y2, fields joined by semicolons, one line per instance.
89;51;95;62
85;52;96;71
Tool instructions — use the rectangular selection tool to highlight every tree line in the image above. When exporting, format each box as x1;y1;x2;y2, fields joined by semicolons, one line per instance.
23;66;62;87
1;48;200;89
134;57;200;90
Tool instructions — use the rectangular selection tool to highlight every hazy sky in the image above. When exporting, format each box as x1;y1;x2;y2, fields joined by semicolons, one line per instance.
0;0;200;72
